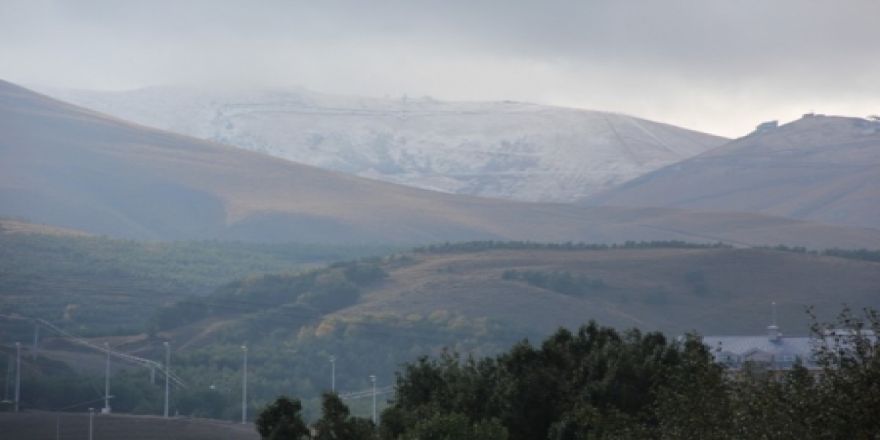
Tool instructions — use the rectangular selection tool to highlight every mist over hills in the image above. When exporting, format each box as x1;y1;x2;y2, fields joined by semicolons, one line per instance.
587;115;880;230
42;85;727;203
3;80;880;248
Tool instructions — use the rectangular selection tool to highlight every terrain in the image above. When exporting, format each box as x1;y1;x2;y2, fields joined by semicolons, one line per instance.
42;85;727;202
587;115;880;229
0;225;393;336
3;80;879;248
7;242;876;422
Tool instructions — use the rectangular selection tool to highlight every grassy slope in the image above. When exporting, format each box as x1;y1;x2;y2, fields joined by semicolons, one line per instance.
331;246;880;336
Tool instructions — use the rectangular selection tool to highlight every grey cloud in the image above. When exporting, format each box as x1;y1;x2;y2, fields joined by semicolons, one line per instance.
1;0;878;136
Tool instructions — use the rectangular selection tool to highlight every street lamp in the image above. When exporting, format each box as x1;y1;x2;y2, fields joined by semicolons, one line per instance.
88;408;94;440
241;345;248;424
369;375;377;424
329;356;336;392
103;342;111;414
14;342;20;413
163;342;170;418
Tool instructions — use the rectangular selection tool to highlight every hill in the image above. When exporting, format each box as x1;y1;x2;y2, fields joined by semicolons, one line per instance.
42;85;727;202
326;244;880;336
135;244;880;416
0;412;257;440
8;242;879;421
586;115;880;229
0;227;394;336
2;80;879;248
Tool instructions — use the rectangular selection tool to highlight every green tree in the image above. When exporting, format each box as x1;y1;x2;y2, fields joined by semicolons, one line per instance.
256;396;310;440
313;392;375;440
402;412;507;440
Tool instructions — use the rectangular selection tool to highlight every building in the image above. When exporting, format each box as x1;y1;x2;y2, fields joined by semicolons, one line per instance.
702;303;816;371
701;304;876;372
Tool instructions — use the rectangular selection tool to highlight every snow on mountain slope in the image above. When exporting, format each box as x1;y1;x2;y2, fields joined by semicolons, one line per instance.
43;86;727;202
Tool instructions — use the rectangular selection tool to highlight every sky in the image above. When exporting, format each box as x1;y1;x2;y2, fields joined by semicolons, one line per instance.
1;0;879;137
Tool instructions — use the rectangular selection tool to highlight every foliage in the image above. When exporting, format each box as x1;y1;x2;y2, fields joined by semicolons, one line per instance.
0;231;395;334
313;393;375;440
381;309;880;439
761;244;880;263
381;323;713;440
256;396;310;440
414;240;731;254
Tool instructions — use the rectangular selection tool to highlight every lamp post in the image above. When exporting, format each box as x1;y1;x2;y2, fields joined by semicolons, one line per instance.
163;342;170;418
14;342;20;413
103;342;111;414
241;345;248;424
88;408;94;440
369;375;377;424
329;356;336;392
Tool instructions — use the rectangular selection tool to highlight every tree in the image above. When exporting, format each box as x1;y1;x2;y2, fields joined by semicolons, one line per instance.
313;392;375;440
402;412;507;440
256;396;310;440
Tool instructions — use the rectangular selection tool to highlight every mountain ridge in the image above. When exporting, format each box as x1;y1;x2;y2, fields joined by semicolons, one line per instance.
3;79;880;249
586;115;880;229
41;85;728;202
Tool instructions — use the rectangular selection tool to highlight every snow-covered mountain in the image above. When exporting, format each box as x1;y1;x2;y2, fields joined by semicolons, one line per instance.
43;86;727;202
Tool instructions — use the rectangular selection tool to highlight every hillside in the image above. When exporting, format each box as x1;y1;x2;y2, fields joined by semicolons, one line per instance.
42;86;727;202
329;244;880;336
9;243;879;421
586;115;880;229
3;80;880;248
0;227;393;336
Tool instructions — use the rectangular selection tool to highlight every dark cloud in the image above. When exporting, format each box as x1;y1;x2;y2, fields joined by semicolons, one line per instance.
1;0;878;136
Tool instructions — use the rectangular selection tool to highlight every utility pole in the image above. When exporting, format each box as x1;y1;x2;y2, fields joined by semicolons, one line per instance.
150;365;155;385
163;341;170;418
55;414;60;440
88;408;94;440
32;322;39;361
329;356;336;392
103;342;111;413
14;342;20;413
241;345;248;424
369;375;377;424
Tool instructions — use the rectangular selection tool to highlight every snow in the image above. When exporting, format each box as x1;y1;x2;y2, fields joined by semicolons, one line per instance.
43;86;726;202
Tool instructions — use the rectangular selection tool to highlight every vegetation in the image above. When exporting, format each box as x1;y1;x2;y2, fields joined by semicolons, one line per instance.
414;240;731;254
502;270;606;298
0;231;395;335
256;396;310;440
761;244;880;263
249;307;879;439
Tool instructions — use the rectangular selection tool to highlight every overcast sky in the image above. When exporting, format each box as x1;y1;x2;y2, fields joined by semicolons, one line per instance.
2;0;878;137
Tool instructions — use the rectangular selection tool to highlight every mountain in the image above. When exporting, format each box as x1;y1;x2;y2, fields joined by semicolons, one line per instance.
2;79;880;248
586;115;880;229
42;86;727;202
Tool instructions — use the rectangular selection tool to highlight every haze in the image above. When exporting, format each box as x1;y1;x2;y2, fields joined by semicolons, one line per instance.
2;0;879;137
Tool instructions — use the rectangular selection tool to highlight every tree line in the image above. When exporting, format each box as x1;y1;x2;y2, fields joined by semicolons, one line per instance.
257;308;880;439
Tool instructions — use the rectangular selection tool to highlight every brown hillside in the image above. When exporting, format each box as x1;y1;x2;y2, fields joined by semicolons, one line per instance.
587;115;880;229
326;247;880;336
2;80;879;247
